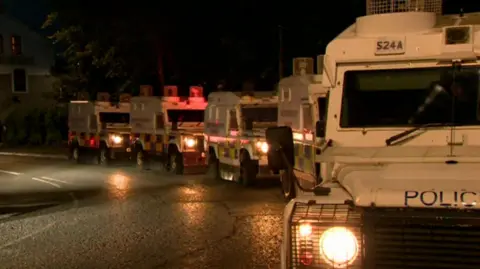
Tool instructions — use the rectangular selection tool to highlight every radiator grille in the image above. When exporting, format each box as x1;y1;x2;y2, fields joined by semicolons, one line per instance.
364;208;480;269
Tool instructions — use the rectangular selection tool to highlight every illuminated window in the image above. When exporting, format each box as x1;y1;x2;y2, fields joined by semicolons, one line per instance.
11;35;22;55
12;69;27;93
0;35;3;54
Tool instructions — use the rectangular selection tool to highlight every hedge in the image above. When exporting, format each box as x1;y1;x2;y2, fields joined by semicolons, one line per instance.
1;105;68;146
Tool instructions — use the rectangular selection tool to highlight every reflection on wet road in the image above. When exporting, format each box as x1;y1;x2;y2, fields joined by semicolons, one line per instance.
0;156;285;269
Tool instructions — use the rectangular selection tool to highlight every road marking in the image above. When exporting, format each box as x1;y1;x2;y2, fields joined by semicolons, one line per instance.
31;177;61;188
0;222;56;250
0;191;78;251
41;176;72;185
0;170;21;176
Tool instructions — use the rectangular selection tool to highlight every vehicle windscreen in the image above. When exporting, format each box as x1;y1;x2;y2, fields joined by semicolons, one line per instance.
340;66;480;128
241;105;278;123
167;109;204;122
99;112;130;123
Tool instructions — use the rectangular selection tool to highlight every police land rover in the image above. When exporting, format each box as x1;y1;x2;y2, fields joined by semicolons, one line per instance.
272;1;480;268
268;57;329;200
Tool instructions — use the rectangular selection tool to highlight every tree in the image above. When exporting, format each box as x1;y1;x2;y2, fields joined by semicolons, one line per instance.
42;1;170;99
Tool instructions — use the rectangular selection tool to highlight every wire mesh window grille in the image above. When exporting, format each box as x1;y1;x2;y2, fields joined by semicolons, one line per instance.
366;0;442;15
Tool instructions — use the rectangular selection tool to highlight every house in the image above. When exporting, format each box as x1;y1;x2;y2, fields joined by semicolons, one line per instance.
0;13;55;120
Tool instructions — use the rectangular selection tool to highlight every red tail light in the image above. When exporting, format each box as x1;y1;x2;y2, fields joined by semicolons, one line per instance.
300;251;313;266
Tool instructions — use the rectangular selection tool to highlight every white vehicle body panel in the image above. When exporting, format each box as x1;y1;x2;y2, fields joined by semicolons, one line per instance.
282;4;480;268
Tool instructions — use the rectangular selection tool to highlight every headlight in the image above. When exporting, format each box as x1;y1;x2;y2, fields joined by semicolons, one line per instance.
290;204;362;268
319;227;358;267
255;141;269;153
184;137;196;147
110;135;123;144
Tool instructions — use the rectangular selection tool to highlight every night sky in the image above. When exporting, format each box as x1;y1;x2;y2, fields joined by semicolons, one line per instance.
3;0;480;90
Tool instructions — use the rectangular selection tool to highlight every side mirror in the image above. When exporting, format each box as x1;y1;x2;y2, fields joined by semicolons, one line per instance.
316;120;326;137
244;118;253;131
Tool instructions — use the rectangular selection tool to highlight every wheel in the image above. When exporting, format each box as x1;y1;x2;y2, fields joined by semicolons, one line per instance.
240;153;256;187
207;152;220;180
280;169;296;201
167;151;183;175
99;147;109;166
70;146;80;163
136;149;145;169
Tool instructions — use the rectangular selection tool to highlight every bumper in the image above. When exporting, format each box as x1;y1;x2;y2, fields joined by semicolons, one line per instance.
109;147;132;159
182;151;207;167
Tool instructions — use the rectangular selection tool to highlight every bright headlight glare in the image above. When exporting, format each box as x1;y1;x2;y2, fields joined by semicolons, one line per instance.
255;141;269;153
111;135;123;144
299;223;312;237
319;226;358;267
184;138;196;147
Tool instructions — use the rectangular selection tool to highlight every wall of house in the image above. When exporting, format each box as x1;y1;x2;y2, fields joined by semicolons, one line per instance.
0;73;55;121
0;14;55;119
0;14;54;72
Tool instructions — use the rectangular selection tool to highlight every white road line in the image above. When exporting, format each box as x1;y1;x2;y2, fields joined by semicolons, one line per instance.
0;170;21;176
40;176;72;185
0;222;56;250
31;177;61;188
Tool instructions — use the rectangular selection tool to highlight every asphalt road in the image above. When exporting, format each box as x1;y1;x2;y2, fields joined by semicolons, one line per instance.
0;156;285;269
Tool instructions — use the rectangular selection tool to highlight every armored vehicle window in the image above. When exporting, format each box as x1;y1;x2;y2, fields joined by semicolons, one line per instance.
318;97;327;121
229;110;238;129
302;104;313;130
340;66;480;128
241;106;277;123
155;113;164;128
89;115;97;129
208;105;215;120
99;112;130;123
167;109;204;122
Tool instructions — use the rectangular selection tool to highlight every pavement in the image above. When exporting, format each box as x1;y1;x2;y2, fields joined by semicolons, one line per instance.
0;145;67;159
0;155;285;269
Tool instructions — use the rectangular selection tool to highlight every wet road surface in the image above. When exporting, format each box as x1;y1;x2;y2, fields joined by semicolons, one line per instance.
0;157;285;269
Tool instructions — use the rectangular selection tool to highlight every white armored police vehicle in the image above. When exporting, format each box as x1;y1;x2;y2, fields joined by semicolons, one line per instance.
205;91;279;186
129;85;207;174
278;1;480;268
68;92;132;165
267;57;329;200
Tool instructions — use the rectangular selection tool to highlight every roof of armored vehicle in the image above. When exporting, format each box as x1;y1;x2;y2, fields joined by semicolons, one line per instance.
279;75;322;87
335;12;480;39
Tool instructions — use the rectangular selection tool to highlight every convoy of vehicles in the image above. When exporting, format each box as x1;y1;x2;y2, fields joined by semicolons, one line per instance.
278;1;480;268
129;85;207;174
67;92;132;165
64;0;480;267
267;57;329;200
204;91;279;186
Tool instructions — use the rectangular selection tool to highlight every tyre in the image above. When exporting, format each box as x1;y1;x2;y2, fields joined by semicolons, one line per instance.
240;153;256;187
98;146;109;166
207;151;220;180
70;145;80;164
136;149;145;169
167;151;183;175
